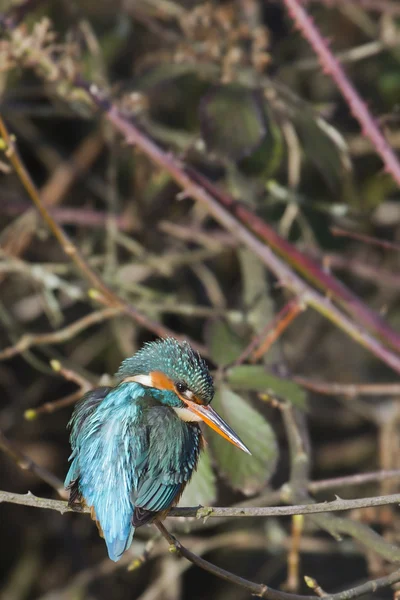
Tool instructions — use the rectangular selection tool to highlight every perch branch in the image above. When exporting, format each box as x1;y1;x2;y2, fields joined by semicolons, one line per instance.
2;489;400;518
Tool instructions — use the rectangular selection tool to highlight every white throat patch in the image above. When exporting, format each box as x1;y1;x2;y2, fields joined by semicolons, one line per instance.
123;374;153;386
173;407;202;422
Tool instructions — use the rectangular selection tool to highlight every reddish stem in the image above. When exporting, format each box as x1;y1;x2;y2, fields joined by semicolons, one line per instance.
251;300;305;362
282;0;400;188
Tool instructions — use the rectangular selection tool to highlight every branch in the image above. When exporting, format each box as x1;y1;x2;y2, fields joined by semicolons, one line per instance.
233;299;305;367
24;389;83;419
3;489;400;519
154;521;400;600
294;378;400;397
309;469;400;491
0;434;66;498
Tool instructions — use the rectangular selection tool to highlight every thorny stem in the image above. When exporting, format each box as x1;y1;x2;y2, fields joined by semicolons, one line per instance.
0;116;206;355
64;85;400;374
0;433;66;498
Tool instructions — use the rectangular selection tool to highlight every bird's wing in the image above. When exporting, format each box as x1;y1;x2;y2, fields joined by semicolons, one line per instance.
65;382;150;562
65;386;112;500
132;407;202;525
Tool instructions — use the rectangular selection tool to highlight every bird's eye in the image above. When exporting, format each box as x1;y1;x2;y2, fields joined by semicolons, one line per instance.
176;382;187;394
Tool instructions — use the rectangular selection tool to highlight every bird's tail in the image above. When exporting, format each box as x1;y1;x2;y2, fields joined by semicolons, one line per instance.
105;525;135;562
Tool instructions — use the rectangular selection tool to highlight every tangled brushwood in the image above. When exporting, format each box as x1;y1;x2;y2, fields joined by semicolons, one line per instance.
1;0;400;599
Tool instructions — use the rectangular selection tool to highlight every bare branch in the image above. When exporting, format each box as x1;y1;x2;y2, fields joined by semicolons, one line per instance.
154;521;400;600
0;434;66;498
2;489;400;519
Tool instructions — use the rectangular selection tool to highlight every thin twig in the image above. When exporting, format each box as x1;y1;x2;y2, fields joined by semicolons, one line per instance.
251;299;305;362
24;389;83;419
0;434;66;498
309;469;400;492
0;308;122;360
233;298;305;367
300;0;400;17
67;84;400;374
331;227;400;252
50;359;93;392
154;521;400;600
0;116;206;355
294;377;400;397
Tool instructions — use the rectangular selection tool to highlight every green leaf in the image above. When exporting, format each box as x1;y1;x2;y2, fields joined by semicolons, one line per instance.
199;84;270;162
294;112;352;193
207;386;278;495
238;250;280;362
178;450;217;507
226;365;307;409
206;319;246;366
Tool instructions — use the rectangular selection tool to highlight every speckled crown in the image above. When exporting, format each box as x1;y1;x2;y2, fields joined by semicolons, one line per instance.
117;338;214;404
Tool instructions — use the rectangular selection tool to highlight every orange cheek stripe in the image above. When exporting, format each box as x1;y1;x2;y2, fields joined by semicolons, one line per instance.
150;371;175;392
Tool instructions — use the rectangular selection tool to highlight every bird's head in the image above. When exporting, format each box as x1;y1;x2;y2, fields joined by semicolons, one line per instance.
117;338;250;455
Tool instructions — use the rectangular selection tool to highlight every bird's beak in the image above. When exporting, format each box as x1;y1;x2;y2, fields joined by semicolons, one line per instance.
184;400;251;455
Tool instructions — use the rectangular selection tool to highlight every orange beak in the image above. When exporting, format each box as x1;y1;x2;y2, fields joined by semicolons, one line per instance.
183;399;251;455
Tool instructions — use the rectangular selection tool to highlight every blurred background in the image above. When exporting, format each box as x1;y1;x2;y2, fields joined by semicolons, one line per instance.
1;0;400;598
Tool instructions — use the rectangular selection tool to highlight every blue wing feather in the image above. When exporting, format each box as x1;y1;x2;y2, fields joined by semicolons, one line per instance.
65;385;202;562
133;407;202;514
65;383;149;562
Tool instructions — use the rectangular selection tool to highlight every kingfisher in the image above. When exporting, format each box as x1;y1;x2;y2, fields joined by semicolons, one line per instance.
65;337;250;562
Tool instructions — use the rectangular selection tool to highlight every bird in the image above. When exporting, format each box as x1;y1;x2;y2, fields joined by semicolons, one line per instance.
65;337;251;562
